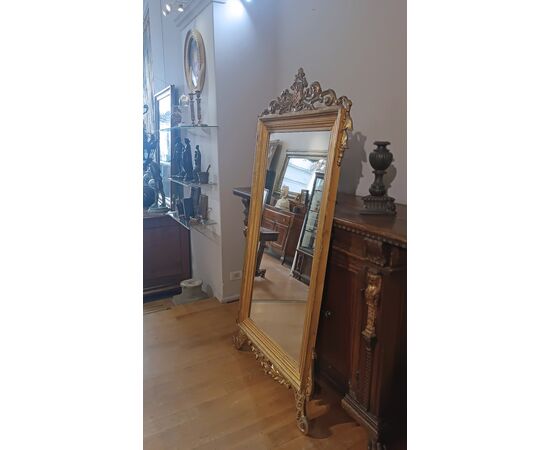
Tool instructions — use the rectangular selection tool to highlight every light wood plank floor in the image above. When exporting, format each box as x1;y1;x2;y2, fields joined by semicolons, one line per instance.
144;298;369;449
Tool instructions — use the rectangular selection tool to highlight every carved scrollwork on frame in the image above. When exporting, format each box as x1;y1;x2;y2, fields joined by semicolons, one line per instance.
249;342;292;389
261;68;353;168
294;380;310;435
337;111;353;167
261;68;352;116
233;328;248;350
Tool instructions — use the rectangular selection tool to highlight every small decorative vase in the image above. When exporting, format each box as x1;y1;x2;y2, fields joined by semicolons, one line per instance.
361;141;396;215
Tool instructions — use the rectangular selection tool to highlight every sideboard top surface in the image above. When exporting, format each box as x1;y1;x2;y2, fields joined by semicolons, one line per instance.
232;187;406;247
334;193;406;247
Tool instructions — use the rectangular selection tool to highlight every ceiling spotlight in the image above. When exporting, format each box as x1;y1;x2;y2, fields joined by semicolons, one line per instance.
177;3;185;12
165;3;172;12
162;9;168;16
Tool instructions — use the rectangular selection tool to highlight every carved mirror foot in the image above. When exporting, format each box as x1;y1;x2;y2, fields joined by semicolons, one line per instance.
294;388;309;435
233;328;248;351
368;440;386;450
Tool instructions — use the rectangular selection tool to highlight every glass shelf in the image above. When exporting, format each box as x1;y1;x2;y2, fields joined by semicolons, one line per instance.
169;177;217;188
167;211;217;229
159;124;218;132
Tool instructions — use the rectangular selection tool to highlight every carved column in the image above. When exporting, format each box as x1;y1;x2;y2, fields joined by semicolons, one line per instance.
362;271;382;409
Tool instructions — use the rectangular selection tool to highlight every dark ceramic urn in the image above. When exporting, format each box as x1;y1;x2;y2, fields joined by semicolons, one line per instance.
368;141;393;196
361;141;396;215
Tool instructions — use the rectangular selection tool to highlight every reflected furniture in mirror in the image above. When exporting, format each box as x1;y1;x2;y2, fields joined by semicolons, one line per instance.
233;68;353;435
292;171;324;285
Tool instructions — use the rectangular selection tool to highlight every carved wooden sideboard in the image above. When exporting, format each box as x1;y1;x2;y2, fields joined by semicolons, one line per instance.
317;193;406;450
233;188;406;449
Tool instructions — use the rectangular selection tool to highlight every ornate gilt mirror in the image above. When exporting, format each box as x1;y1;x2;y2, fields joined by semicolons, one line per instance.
234;68;352;434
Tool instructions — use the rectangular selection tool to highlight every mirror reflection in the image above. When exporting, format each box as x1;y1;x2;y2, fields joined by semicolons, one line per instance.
250;130;331;362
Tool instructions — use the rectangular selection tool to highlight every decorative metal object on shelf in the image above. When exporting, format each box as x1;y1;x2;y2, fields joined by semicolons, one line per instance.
146;160;169;213
198;164;211;184
198;194;208;220
195;90;203;125
142;128;158;168
193;144;202;182
173;136;185;178
361;141;396;215
189;91;196;125
182;138;194;181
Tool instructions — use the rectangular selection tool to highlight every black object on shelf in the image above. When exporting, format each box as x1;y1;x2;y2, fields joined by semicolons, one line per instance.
361;141;396;215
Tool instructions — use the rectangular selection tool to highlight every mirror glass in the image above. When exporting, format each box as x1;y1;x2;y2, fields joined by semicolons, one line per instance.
249;130;331;362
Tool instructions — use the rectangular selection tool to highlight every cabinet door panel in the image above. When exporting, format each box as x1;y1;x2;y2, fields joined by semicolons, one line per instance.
316;258;358;392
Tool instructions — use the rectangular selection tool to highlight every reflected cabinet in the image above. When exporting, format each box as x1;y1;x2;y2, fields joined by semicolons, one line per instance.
292;172;324;284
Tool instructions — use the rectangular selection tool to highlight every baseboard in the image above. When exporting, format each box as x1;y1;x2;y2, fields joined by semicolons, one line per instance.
219;294;240;303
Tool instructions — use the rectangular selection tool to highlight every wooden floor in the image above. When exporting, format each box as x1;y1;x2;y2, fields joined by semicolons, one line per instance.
144;298;369;449
252;253;309;302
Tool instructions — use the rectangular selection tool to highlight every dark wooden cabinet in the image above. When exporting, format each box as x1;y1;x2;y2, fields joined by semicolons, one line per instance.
143;213;191;300
316;194;406;450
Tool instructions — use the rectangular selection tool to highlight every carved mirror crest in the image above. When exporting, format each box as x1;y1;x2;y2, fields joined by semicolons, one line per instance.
234;68;353;434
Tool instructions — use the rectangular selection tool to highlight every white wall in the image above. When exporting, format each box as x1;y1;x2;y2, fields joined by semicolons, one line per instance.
274;0;407;204
213;1;278;301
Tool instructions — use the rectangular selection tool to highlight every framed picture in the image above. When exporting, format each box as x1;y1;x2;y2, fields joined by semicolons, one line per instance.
184;29;206;92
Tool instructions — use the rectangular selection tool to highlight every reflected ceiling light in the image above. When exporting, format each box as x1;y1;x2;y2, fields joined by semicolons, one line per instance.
227;0;245;18
177;4;185;12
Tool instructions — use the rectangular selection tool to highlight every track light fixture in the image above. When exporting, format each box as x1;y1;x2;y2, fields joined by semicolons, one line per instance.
162;2;186;16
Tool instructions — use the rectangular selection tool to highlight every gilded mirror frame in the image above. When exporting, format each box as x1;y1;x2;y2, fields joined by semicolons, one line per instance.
234;69;352;434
